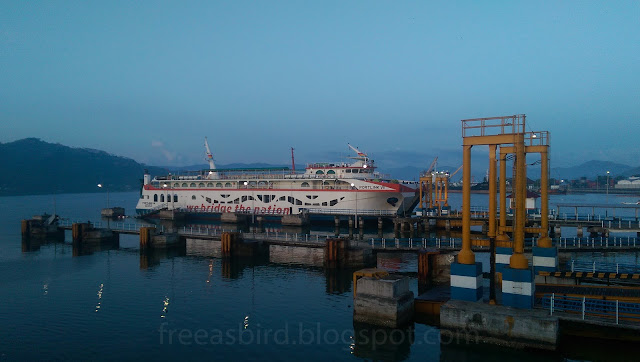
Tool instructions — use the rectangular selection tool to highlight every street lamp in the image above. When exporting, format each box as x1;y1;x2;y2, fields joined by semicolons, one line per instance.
351;183;358;228
606;171;610;203
97;183;109;208
163;183;169;210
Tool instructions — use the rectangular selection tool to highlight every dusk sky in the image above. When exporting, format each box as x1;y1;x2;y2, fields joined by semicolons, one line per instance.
1;1;638;170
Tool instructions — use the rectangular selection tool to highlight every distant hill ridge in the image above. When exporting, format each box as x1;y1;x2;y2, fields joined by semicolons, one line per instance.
0;138;166;196
1;138;638;196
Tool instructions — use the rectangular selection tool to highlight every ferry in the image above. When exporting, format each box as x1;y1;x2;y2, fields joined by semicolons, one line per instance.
135;140;419;219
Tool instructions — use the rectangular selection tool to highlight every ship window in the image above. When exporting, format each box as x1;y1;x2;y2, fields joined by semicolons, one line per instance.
173;195;178;202
140;194;144;199
264;195;271;203
182;183;188;187
330;199;338;206
216;183;223;188
160;194;164;202
327;170;335;174
190;183;196;187
146;195;149;199
316;170;324;174
225;182;232;188
233;198;239;204
206;197;212;203
207;182;213;187
154;194;158;202
174;183;180;187
322;202;327;206
287;196;295;204
242;196;248;202
258;181;267;188
312;203;319;206
257;195;263;201
305;202;311;205
279;196;286;201
221;194;230;198
301;182;310;188
192;195;196;200
296;199;302;205
198;183;205;187
345;169;351;173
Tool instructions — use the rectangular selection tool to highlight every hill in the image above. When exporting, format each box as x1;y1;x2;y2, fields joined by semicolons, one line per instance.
0;138;166;196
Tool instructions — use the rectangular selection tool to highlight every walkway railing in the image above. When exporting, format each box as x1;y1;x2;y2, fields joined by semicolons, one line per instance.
556;236;639;249
305;208;395;216
538;294;640;325
57;219;640;250
567;260;640;274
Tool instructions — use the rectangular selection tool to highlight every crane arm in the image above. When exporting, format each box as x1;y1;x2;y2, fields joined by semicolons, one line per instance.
426;157;438;174
450;165;463;178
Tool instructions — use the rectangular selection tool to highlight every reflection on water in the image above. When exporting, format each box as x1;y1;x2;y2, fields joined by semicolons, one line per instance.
352;322;415;361
3;192;640;360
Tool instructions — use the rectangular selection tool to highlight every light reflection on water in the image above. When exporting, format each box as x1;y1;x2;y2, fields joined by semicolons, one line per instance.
0;192;639;360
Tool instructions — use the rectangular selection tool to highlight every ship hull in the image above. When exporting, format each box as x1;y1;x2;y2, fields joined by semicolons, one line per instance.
136;179;417;218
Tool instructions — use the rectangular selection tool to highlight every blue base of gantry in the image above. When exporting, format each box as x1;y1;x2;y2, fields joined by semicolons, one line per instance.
495;247;513;274
502;267;535;309
532;247;558;273
450;262;483;302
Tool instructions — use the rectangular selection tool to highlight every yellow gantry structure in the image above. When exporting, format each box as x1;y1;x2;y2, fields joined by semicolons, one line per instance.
419;171;450;212
459;115;551;269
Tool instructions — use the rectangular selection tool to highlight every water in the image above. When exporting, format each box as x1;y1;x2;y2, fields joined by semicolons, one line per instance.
1;192;638;360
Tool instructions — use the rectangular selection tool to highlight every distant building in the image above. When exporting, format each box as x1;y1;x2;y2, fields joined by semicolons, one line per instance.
616;177;640;189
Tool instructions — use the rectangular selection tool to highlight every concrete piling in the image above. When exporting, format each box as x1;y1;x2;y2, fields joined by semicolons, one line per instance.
353;275;415;328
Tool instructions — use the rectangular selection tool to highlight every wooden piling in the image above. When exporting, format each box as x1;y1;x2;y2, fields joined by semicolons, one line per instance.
140;227;154;250
325;238;346;267
418;250;429;285
21;220;30;238
72;223;87;243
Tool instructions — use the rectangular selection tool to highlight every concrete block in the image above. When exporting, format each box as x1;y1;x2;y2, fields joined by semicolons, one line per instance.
151;233;184;248
282;214;310;226
354;276;414;328
356;275;409;299
440;300;558;350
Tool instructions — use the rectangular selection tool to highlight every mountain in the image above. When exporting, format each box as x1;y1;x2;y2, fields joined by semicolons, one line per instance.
3;138;637;196
0;138;167;196
549;160;633;180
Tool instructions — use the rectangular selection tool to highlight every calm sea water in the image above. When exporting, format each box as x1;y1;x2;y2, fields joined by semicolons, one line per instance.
1;192;638;360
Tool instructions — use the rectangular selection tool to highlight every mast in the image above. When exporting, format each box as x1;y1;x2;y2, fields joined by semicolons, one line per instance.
204;137;218;178
291;147;296;174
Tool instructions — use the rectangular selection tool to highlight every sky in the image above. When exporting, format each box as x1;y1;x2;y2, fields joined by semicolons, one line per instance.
1;1;639;170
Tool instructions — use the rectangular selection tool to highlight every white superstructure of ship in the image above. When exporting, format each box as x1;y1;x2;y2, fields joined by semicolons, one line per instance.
136;140;419;218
